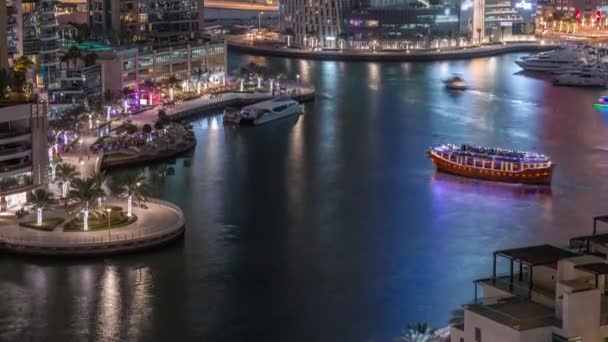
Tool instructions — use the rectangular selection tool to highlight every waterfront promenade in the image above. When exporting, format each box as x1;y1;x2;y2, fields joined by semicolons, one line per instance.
228;37;558;61
126;85;316;126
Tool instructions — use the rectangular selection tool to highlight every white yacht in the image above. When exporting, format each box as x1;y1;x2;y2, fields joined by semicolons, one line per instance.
553;68;607;87
515;48;590;73
224;96;302;125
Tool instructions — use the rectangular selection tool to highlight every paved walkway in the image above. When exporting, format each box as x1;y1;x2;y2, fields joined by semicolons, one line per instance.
228;36;559;61
0;199;185;255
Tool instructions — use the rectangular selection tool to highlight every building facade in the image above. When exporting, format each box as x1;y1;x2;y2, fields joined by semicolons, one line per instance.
484;0;536;41
343;2;461;42
4;0;60;86
280;0;344;47
0;102;48;211
89;0;205;43
49;64;102;109
0;0;8;71
450;239;608;342
98;41;226;105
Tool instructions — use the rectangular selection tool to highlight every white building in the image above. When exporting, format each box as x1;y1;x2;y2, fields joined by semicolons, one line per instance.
280;0;344;48
0;102;49;211
451;237;608;342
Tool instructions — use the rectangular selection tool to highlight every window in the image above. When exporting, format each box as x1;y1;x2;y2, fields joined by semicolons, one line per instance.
475;327;481;342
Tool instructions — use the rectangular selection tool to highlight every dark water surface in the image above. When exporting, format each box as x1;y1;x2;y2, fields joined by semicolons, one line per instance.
2;53;608;341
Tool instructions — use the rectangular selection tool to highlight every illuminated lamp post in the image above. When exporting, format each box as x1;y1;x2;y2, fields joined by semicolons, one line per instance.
36;207;42;226
83;203;89;231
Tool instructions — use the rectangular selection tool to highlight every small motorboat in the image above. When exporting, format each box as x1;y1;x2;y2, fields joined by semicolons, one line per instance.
593;96;608;110
222;107;242;125
444;73;468;90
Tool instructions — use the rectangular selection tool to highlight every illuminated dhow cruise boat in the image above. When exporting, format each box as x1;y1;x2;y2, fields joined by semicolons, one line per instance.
428;144;554;185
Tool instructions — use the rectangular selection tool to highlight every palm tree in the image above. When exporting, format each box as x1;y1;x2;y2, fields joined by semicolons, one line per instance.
90;170;110;207
29;189;54;226
449;309;464;326
13;56;34;89
69;176;101;231
142;124;153;141
82;52;97;67
114;173;148;217
61;46;83;70
395;323;439;342
56;163;80;199
102;89;120;119
167;75;181;100
49;154;63;181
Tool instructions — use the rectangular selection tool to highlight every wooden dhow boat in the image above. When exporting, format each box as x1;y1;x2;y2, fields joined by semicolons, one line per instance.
428;144;554;185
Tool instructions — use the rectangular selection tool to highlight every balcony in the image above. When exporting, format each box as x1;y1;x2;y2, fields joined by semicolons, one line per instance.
0;134;31;146
0;162;33;178
0;145;31;157
477;274;556;308
0;176;33;195
466;296;560;331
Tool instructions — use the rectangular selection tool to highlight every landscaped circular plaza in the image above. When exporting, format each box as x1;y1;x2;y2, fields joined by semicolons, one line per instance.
0;198;184;256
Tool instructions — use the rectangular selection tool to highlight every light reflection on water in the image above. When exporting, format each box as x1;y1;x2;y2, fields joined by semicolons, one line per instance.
3;52;608;341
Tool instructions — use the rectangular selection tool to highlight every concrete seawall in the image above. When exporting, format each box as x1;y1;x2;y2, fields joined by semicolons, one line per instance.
228;41;558;62
101;139;196;169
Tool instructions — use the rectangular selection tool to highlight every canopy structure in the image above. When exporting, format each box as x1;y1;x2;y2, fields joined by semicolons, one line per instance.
491;245;578;296
575;262;608;288
568;215;608;252
594;215;608;234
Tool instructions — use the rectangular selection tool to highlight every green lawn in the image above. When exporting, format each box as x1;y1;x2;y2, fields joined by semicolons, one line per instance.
63;211;137;231
19;217;65;231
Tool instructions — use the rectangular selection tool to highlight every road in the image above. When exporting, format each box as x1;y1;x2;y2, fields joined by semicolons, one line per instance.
204;0;278;11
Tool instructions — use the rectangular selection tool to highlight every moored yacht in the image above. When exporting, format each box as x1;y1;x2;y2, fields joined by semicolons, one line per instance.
515;48;590;73
222;96;302;126
553;68;607;87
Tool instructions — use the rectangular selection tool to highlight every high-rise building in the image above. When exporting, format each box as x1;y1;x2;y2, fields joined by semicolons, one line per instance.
0;102;49;211
484;0;535;42
280;0;344;48
4;0;59;86
343;0;461;42
38;0;60;86
89;0;205;44
0;0;8;71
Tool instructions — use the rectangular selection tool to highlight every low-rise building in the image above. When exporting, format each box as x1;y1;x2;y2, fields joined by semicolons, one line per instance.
49;64;102;111
0;102;48;211
451;236;608;342
97;40;226;106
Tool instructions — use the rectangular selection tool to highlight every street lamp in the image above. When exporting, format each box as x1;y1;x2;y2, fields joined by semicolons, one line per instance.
106;208;112;240
37;207;42;226
296;74;300;85
259;11;264;31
